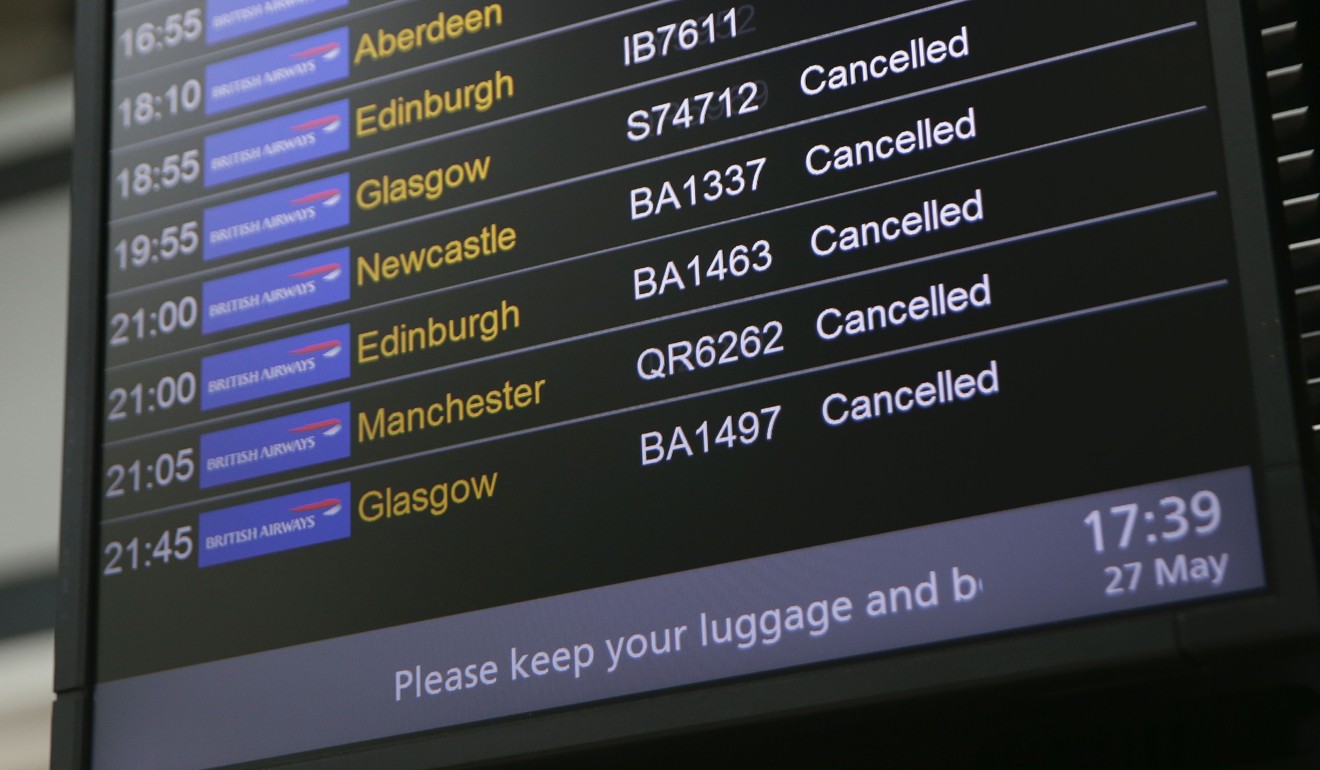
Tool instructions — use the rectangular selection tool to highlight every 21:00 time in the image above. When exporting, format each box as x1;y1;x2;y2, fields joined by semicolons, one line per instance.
1084;491;1221;554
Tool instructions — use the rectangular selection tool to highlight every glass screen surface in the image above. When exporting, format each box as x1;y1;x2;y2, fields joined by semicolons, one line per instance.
93;1;1272;766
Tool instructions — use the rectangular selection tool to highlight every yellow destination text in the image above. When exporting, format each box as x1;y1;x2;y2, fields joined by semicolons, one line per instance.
357;300;520;364
356;72;514;138
357;378;546;443
356;224;517;287
356;156;492;210
355;4;503;65
358;472;499;522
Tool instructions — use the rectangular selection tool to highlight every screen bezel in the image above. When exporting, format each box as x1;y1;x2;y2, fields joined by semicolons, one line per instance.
53;1;1320;767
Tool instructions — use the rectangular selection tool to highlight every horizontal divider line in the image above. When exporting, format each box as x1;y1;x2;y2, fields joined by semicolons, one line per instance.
111;0;678;132
106;12;1193;263
102;187;1218;447
108;0;976;221
101;198;1224;525
105;104;1208;375
111;0;958;156
114;0;441;79
106;21;1194;305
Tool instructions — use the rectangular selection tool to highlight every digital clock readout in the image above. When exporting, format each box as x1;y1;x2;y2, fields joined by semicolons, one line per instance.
86;1;1275;767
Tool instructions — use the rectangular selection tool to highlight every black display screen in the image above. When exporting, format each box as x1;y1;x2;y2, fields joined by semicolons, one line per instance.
81;1;1299;767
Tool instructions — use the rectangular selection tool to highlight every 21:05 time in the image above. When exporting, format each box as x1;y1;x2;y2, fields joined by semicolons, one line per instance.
1084;490;1221;554
105;449;195;499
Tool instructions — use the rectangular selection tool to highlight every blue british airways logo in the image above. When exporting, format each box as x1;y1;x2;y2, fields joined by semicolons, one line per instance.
206;28;349;115
198;482;351;568
207;0;349;45
200;402;350;488
205;100;349;187
201;248;350;334
203;173;350;261
201;324;350;410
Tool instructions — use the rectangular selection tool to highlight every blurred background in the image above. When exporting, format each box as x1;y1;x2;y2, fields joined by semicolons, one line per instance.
0;2;76;769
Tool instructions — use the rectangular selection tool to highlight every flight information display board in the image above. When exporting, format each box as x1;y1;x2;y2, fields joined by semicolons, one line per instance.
76;0;1306;767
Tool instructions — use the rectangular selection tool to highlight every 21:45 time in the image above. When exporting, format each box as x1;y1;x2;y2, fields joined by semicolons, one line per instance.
103;526;194;577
